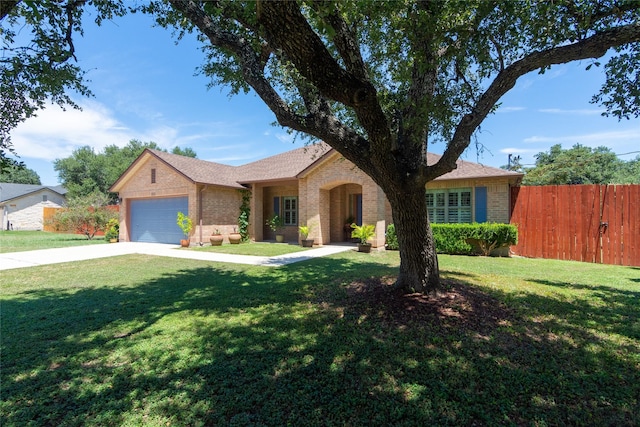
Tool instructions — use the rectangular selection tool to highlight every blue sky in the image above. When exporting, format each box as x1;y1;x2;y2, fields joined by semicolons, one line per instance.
9;11;640;185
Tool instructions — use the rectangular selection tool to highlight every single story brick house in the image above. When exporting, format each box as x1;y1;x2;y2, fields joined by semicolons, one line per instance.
109;144;522;246
1;183;67;230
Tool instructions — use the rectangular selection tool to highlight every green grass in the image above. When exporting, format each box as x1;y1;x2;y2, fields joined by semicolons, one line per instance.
0;230;108;253
1;251;638;426
189;241;312;256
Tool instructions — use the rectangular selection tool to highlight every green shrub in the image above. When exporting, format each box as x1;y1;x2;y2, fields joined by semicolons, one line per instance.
432;224;476;255
385;222;518;256
433;223;518;256
385;224;399;250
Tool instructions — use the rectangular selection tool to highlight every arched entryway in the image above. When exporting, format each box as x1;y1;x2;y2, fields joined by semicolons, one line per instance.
321;182;363;244
298;152;388;247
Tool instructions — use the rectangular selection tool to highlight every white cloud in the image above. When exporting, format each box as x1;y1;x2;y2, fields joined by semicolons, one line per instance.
275;132;295;144
538;108;604;115
496;106;526;113
10;101;141;160
499;147;540;155
523;128;640;145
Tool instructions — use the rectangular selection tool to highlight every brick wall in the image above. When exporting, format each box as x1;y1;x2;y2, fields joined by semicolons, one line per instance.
300;153;387;247
116;154;195;242
426;177;514;223
196;186;243;243
262;181;299;242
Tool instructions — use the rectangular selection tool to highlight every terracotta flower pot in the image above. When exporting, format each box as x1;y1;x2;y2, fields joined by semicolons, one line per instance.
210;234;223;246
301;239;314;247
228;233;242;244
357;243;372;253
180;239;190;247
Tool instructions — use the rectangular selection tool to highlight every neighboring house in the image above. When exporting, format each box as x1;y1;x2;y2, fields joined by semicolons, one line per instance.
0;183;67;231
109;145;522;246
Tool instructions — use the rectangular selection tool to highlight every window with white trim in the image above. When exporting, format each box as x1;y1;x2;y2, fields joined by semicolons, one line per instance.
282;196;298;226
426;188;472;223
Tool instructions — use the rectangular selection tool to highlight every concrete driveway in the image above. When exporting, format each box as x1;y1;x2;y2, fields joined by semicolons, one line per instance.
0;242;354;271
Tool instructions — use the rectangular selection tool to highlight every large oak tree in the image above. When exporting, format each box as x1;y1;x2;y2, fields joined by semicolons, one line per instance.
3;0;640;293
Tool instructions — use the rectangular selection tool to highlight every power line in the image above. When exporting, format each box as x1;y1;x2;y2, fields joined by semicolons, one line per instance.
616;151;640;157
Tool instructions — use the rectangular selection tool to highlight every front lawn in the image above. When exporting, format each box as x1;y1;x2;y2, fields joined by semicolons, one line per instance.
190;241;313;256
1;252;638;426
0;230;107;253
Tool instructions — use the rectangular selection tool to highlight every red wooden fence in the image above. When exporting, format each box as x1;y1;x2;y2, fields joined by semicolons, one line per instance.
510;184;640;266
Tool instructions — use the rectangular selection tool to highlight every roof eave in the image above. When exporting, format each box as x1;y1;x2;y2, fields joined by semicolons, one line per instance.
434;172;524;181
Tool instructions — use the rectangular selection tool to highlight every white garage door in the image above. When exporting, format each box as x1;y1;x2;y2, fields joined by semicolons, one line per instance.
130;197;188;244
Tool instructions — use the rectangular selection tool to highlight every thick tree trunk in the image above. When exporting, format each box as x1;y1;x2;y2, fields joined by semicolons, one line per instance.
387;184;440;294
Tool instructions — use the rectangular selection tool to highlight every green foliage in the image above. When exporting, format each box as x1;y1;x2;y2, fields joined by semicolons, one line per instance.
176;211;193;238
431;223;518;256
385;223;399;250
386;223;517;255
238;189;251;242
104;218;119;241
613;155;640;184
298;225;311;239
351;223;376;245
170;146;197;158
0;162;41;184
266;214;284;233
523;144;639;185
49;192;117;240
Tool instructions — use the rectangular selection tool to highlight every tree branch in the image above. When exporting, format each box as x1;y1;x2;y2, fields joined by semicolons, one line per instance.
313;1;368;80
256;1;376;109
169;0;370;166
255;1;391;171
428;21;640;180
0;0;19;21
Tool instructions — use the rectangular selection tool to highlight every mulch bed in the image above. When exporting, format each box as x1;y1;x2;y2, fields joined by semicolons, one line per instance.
341;277;515;333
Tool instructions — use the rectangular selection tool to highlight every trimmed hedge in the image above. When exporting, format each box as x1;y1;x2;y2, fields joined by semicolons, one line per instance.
386;222;518;256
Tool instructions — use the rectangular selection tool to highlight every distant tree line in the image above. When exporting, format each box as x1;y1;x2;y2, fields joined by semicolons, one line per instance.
0;158;40;184
503;144;640;185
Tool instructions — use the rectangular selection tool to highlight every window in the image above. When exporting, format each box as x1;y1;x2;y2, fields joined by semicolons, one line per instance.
151;168;156;184
282;196;298;226
426;188;472;223
42;195;48;202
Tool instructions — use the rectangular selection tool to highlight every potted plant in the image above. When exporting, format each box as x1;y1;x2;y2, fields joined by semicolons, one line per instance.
266;214;285;243
299;224;313;247
176;211;193;247
344;215;356;241
104;218;119;243
351;223;376;253
210;229;223;246
228;227;242;244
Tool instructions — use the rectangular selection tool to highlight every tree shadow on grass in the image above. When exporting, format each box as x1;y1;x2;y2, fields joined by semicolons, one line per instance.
1;255;639;426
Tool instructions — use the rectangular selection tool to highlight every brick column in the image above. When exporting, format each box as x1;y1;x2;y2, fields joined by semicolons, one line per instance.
362;182;386;248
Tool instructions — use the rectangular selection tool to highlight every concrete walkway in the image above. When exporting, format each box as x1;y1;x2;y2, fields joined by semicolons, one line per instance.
0;242;355;271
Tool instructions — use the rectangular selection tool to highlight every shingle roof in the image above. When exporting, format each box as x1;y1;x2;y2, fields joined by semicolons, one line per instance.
236;143;332;183
115;145;519;191
0;183;67;203
428;153;523;180
149;149;245;188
